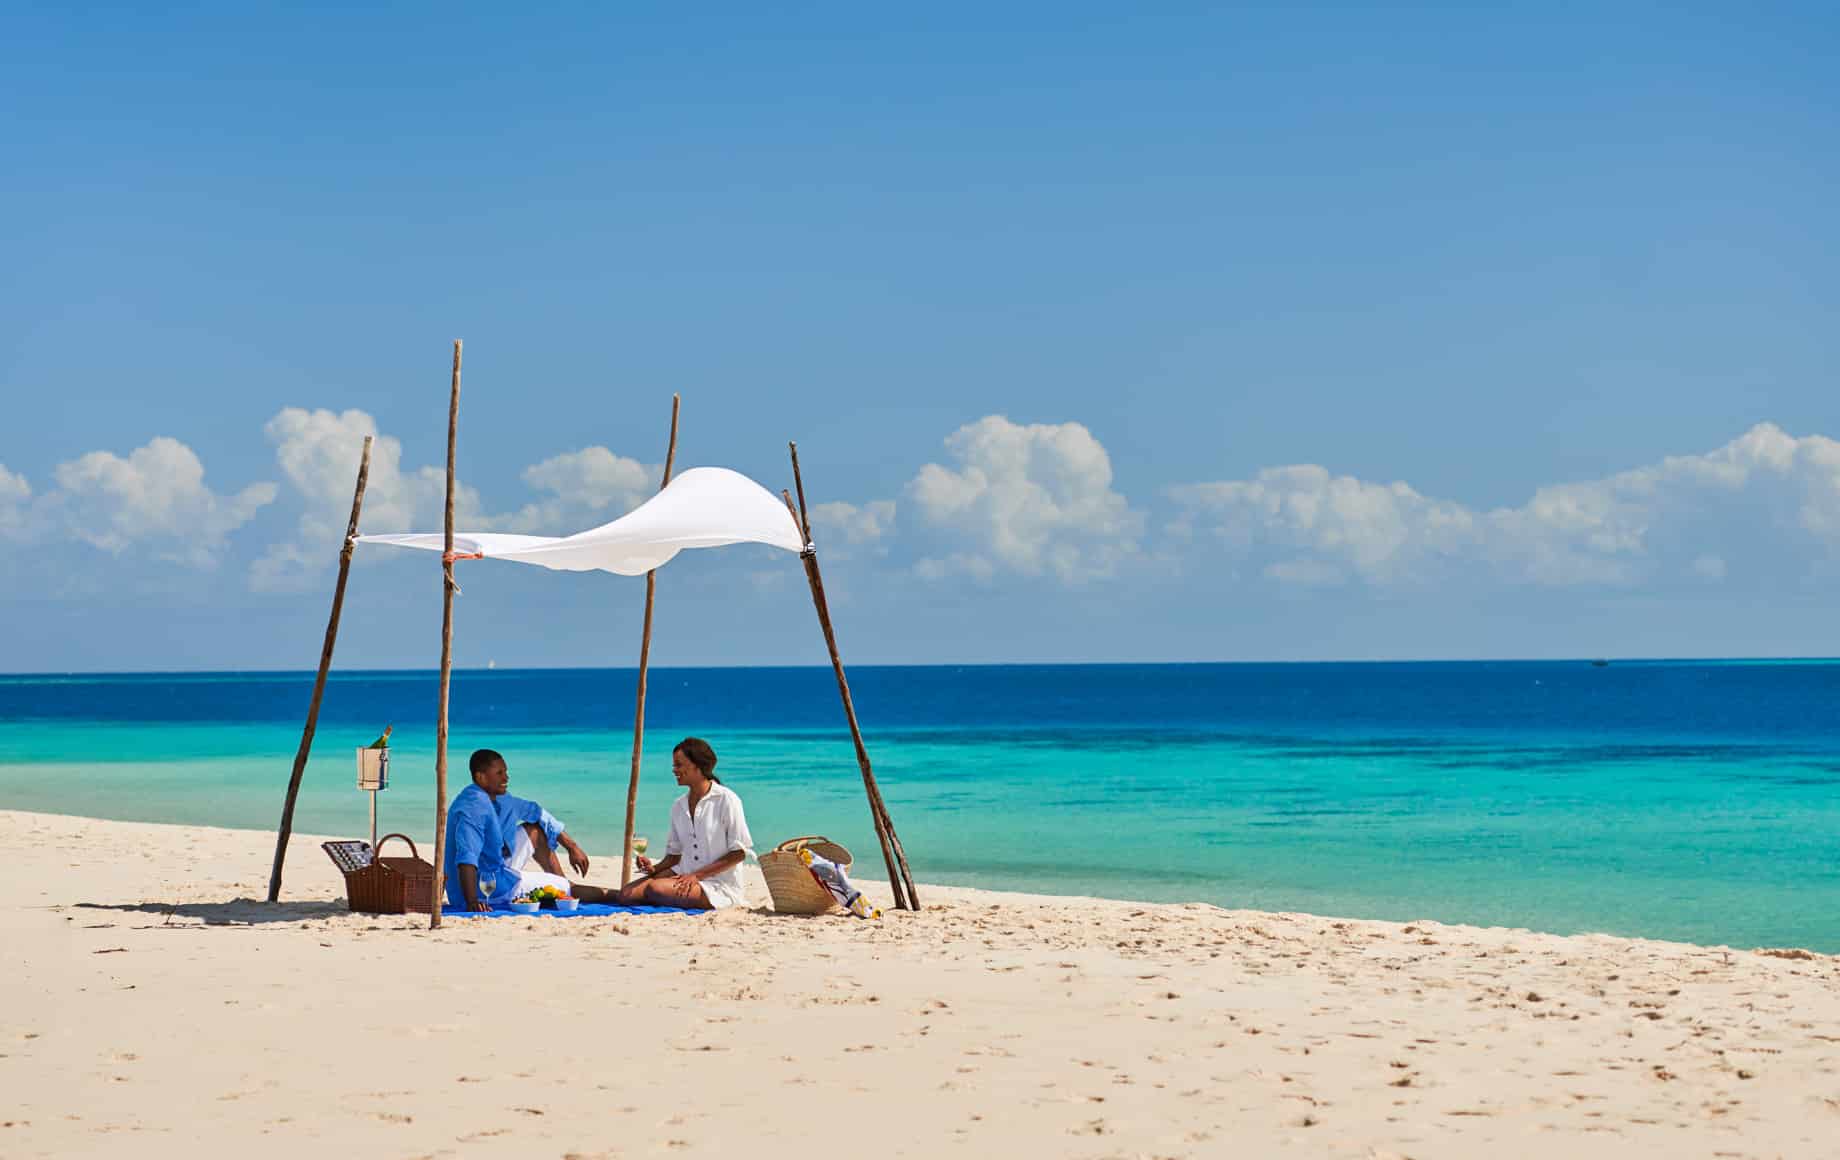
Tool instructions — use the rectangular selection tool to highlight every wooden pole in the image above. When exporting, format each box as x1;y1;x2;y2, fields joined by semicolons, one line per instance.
266;436;373;902
782;445;920;910
779;486;914;911
621;394;681;887
431;339;462;929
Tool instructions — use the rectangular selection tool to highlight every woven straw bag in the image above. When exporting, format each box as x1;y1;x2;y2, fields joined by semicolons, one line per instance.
760;835;854;915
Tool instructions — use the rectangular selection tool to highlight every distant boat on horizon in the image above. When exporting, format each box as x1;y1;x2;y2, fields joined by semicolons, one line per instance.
1591;658;1610;667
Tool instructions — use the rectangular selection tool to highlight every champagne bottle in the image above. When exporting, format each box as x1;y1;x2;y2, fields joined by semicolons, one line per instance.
367;725;393;750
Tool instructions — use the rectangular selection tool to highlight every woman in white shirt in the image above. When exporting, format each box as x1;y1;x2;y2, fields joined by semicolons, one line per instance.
619;737;754;909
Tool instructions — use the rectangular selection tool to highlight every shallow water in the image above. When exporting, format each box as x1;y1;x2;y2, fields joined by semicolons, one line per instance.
3;661;1837;950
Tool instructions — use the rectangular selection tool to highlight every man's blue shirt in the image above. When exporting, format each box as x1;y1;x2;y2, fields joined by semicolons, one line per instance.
494;793;565;852
444;783;513;907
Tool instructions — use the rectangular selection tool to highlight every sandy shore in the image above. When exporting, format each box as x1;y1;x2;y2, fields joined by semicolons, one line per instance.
3;810;1837;1158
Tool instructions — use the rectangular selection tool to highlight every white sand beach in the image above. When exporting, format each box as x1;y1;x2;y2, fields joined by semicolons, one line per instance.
3;809;1837;1159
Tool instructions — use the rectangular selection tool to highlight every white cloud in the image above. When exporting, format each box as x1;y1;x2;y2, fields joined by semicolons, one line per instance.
914;552;996;583
810;500;896;548
254;406;657;590
266;408;435;530
253;408;468;590
1169;422;1840;588
497;446;656;534
41;437;276;567
0;464;29;539
908;416;1143;583
1170;465;1474;584
56;404;1837;605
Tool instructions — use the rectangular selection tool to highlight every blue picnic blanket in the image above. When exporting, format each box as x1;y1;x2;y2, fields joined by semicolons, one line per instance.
442;903;707;919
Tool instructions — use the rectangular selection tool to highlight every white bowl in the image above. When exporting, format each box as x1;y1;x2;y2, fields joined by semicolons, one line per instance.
554;897;579;913
508;901;540;914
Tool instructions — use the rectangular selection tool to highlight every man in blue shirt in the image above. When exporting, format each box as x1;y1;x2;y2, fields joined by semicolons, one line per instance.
445;748;621;910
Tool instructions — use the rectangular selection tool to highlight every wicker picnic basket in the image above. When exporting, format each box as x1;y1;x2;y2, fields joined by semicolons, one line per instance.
760;835;854;915
328;833;435;914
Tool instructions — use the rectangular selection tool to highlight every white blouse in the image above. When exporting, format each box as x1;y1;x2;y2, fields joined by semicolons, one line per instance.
665;782;754;908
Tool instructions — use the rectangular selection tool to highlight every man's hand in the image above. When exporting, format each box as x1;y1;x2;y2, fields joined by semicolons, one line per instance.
563;839;590;877
458;863;487;913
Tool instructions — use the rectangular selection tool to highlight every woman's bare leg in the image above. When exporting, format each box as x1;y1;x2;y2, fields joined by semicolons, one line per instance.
566;882;622;904
643;876;713;910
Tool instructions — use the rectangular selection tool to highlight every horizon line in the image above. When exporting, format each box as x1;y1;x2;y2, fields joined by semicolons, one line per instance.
4;655;1837;679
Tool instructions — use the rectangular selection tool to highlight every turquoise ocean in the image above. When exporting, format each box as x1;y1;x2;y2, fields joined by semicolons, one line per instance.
2;662;1837;952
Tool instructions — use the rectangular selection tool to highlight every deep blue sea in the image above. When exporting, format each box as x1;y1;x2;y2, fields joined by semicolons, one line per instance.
2;662;1837;951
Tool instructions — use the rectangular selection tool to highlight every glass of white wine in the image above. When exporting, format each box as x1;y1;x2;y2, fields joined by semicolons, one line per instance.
631;835;650;875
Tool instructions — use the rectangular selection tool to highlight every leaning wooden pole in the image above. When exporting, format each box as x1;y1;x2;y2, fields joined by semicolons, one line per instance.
266;435;374;902
431;339;462;929
621;394;681;887
782;445;919;910
781;486;907;909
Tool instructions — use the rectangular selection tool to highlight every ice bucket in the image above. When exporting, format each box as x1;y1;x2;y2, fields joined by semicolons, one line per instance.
356;746;390;791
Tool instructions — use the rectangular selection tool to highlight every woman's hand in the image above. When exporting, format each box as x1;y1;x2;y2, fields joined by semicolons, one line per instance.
634;854;655;875
654;875;700;901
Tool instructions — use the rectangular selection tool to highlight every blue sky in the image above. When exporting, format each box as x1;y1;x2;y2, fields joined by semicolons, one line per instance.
2;3;1837;670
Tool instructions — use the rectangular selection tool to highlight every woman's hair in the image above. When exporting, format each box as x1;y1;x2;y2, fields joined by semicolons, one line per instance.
674;737;719;782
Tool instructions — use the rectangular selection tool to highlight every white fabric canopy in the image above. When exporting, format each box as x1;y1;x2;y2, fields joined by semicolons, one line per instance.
357;466;805;575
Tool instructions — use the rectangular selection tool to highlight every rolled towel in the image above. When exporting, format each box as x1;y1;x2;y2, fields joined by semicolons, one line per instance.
799;847;882;919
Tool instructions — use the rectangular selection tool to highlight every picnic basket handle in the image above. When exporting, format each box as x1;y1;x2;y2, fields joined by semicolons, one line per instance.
374;832;420;860
773;835;833;853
